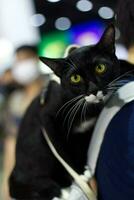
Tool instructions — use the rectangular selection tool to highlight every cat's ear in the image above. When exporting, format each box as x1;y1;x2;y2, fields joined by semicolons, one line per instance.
39;57;64;77
64;44;79;57
98;24;115;53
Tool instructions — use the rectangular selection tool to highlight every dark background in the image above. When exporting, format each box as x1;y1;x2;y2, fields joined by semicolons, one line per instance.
34;0;117;34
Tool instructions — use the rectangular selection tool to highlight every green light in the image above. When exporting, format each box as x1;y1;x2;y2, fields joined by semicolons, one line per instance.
38;31;71;58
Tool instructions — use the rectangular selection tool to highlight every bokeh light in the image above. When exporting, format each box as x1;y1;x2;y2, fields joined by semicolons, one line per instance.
98;6;114;19
76;0;93;12
55;17;71;31
30;14;46;27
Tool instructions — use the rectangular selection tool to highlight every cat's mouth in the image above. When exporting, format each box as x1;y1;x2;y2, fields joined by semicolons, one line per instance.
84;91;105;103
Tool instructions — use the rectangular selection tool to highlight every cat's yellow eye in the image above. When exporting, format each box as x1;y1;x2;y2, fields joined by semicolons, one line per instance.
95;64;107;74
70;74;81;83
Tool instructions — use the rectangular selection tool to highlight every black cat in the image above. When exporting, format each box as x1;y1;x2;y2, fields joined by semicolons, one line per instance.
9;25;134;200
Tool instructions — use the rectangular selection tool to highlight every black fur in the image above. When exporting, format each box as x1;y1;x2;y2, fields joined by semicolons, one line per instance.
9;25;134;199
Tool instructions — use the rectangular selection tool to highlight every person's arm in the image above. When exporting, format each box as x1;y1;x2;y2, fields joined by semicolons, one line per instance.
1;136;16;200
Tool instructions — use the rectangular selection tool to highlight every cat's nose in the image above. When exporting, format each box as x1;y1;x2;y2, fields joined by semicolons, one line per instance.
87;82;98;95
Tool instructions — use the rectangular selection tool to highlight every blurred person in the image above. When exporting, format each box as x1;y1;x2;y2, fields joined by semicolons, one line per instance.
0;68;16;98
0;68;20;93
0;68;22;132
1;45;45;200
117;0;134;64
0;68;21;199
0;68;20;111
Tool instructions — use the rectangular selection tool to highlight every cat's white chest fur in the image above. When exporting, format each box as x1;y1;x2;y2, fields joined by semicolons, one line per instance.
84;91;104;103
75;118;96;133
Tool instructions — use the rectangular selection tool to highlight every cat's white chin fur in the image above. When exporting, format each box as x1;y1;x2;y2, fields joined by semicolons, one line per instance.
84;91;104;103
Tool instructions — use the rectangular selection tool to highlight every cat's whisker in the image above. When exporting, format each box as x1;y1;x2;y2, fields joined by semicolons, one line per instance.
63;98;82;128
66;98;84;129
80;100;87;124
107;87;119;91
84;101;88;122
66;101;79;129
110;79;131;87
80;101;85;124
107;85;123;90
67;99;84;139
106;71;134;93
67;99;82;130
56;95;83;117
61;98;81;117
110;84;125;88
111;81;128;86
64;65;73;74
108;86;120;89
108;81;129;89
68;58;78;72
108;69;134;87
63;104;77;128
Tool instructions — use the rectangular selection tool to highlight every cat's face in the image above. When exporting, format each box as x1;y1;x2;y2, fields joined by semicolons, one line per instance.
40;25;120;104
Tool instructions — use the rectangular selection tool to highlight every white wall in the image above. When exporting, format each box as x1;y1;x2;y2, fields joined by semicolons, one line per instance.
0;0;40;73
0;0;40;47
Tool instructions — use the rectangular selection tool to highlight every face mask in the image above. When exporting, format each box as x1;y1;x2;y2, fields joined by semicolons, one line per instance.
12;59;40;85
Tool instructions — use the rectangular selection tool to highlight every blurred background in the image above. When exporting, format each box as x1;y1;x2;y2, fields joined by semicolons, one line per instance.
0;0;129;199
